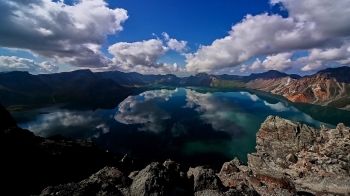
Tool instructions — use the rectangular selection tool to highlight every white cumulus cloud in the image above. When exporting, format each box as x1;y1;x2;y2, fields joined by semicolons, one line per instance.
245;53;293;72
167;39;188;52
0;0;128;68
0;56;58;74
185;0;350;73
106;38;187;74
109;39;168;69
162;32;188;52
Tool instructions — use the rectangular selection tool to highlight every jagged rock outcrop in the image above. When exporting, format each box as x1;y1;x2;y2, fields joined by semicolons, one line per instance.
41;160;193;196
218;116;350;196
41;160;258;196
129;161;191;196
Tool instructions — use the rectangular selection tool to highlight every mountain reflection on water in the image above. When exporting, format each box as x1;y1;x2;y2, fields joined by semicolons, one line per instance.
13;87;350;165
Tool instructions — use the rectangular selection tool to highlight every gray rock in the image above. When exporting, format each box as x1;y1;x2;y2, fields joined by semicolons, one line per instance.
194;190;226;196
130;162;190;196
128;171;139;179
247;115;350;195
188;166;224;192
40;167;132;196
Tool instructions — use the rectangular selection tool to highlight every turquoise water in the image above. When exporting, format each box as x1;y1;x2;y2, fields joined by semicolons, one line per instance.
12;87;350;165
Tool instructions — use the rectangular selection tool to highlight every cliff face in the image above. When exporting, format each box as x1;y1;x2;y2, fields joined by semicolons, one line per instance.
270;73;350;109
247;67;350;110
246;76;296;92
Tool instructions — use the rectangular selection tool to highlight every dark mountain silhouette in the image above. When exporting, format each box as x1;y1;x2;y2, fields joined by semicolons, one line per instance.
96;71;180;86
243;70;301;82
0;70;130;108
316;66;350;83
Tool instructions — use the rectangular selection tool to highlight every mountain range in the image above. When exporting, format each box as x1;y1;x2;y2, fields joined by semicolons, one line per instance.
0;70;130;109
1;66;349;110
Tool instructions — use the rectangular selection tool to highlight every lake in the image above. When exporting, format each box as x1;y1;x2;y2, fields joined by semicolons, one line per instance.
12;87;350;166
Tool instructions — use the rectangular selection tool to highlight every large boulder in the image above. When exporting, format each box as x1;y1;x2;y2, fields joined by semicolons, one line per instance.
40;167;132;196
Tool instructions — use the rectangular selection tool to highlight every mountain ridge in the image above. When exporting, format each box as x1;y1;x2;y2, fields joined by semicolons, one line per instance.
0;66;349;110
0;69;131;109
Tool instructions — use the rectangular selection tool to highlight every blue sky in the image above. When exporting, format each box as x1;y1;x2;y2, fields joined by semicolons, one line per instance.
105;0;286;67
0;0;349;76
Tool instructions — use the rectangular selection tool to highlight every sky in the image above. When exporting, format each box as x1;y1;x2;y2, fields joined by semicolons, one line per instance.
0;0;349;76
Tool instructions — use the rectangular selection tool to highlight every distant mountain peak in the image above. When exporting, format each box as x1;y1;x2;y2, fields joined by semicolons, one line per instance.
247;70;301;80
194;72;209;77
315;66;350;83
266;70;282;73
70;69;93;74
316;66;350;74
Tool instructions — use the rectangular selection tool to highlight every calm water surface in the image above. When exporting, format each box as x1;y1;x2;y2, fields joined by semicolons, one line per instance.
12;87;350;165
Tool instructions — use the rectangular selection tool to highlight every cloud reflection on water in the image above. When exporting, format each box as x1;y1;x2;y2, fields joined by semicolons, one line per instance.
21;110;110;140
114;89;178;133
240;92;259;102
14;87;344;165
184;89;246;137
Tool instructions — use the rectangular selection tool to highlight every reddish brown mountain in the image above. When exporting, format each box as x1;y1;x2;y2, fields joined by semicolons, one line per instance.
248;67;350;110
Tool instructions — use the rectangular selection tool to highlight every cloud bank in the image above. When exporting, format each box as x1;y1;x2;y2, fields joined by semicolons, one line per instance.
0;0;188;74
2;0;348;75
0;56;58;74
185;0;350;73
0;0;128;68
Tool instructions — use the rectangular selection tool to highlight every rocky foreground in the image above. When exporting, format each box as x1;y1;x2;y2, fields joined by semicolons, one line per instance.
38;117;350;196
1;104;349;196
